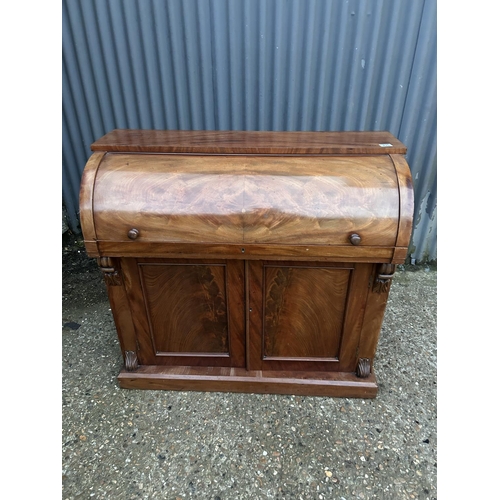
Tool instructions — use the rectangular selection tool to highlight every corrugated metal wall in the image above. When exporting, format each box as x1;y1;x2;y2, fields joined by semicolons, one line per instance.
62;0;437;262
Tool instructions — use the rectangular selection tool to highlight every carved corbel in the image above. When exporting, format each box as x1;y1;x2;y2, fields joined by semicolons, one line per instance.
125;351;139;372
372;264;396;293
97;257;122;286
356;358;371;378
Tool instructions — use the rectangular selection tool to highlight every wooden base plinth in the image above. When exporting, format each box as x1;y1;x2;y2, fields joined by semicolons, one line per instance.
117;365;378;398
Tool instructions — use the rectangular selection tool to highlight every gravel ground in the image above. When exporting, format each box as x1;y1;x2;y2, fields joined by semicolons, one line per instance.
62;233;437;500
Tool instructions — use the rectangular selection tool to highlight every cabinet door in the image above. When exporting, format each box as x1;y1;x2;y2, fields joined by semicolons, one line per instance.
121;258;245;367
247;261;371;372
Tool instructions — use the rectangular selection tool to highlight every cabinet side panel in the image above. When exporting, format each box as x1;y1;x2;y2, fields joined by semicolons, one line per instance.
98;258;138;361
120;259;157;363
337;264;373;371
358;268;393;361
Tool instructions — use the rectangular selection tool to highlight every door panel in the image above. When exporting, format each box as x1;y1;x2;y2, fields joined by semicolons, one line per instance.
121;258;245;367
119;257;370;372
140;263;229;354
248;261;371;372
263;266;350;359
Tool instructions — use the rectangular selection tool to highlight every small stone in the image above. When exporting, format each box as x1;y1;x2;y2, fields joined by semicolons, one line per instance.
325;470;332;477
79;435;87;441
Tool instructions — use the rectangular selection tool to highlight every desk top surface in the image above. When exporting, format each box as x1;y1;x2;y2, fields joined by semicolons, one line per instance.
91;129;407;155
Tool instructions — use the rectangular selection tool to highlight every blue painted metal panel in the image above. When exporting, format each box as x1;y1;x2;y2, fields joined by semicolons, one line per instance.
62;0;437;262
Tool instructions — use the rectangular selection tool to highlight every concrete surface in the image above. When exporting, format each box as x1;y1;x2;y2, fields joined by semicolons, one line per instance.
62;233;437;500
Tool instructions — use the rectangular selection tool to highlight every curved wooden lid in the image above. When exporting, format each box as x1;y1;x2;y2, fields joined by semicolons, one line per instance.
90;153;402;248
81;131;413;261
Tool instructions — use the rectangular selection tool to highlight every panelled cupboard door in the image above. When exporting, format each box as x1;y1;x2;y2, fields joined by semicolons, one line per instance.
246;261;372;372
121;258;245;367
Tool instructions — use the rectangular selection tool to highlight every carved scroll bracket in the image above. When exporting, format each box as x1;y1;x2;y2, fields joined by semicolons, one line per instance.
97;257;122;286
356;358;371;378
372;264;396;294
125;351;138;372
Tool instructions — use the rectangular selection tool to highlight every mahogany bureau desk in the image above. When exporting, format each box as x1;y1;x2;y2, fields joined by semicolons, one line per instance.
79;130;414;398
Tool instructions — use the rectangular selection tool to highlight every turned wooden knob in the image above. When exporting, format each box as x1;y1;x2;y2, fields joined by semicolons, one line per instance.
127;228;140;240
349;233;361;246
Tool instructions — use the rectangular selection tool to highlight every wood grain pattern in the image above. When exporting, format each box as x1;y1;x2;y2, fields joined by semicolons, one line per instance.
247;261;370;372
91;129;406;155
100;260;139;360
392;247;409;264
97;240;395;262
139;263;230;354
120;258;245;368
339;263;373;370
117;365;378;398
390;154;415;252
357;266;394;361
79;131;414;397
92;153;400;247
79;151;105;257
263;266;350;359
120;258;158;364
